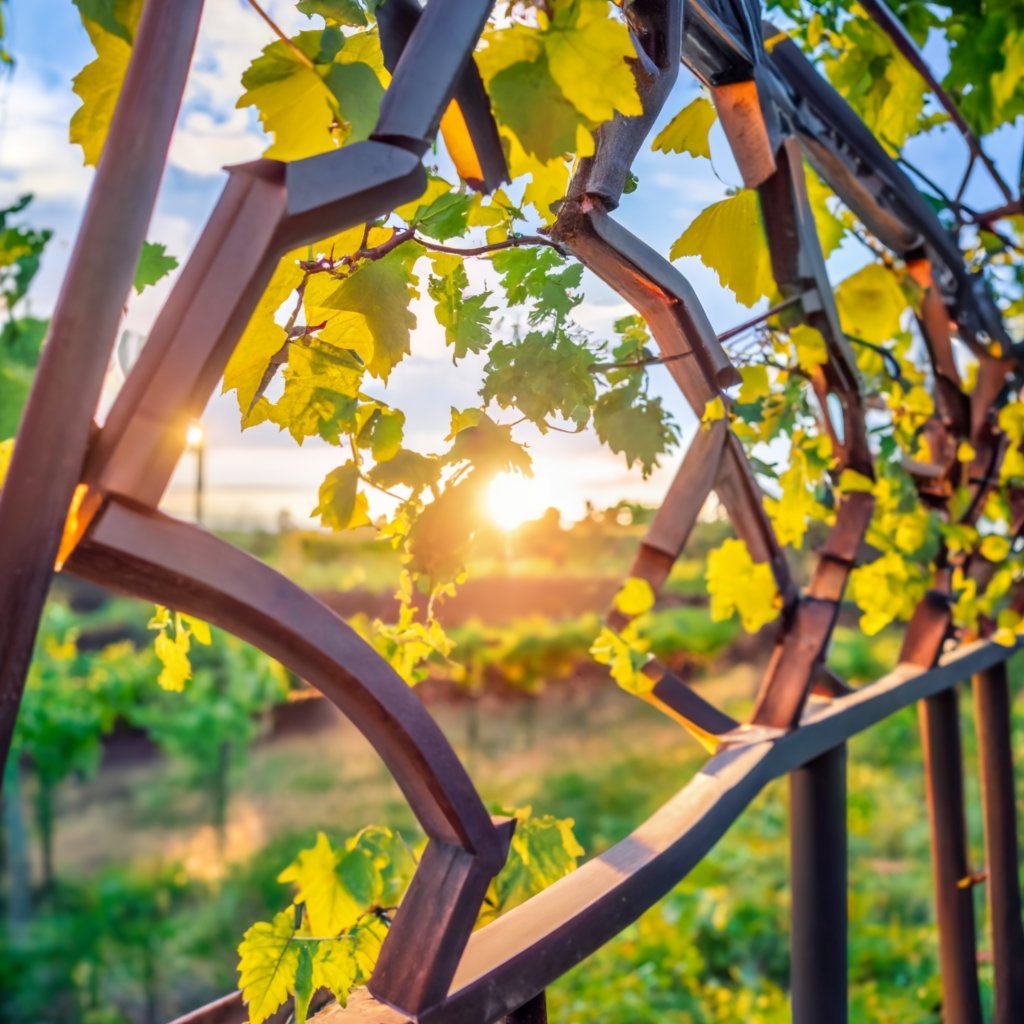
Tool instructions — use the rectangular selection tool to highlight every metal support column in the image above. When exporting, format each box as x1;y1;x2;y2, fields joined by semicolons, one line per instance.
919;688;983;1024
972;663;1024;1024
790;742;848;1024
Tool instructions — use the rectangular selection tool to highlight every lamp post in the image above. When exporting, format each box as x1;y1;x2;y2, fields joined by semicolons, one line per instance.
185;421;205;525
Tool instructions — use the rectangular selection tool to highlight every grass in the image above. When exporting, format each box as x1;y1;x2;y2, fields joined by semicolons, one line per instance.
12;653;1024;1022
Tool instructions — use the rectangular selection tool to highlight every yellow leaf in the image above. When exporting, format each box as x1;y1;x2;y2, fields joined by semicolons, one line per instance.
805;168;846;257
154;630;191;692
278;832;364;936
544;0;642;123
701;395;725;428
980;535;1011;563
835;264;908;344
651;96;716;158
70;25;132;166
180;614;211;646
223;253;306;419
791;324;827;372
614;577;655;617
670;190;776;308
957;441;976;463
237;911;299;1024
763;447;829;549
705;538;781;633
997;402;1024;445
737;365;770;404
0;437;13;493
589;626;652;694
993;627;1018;648
848;551;927;635
837;468;874;493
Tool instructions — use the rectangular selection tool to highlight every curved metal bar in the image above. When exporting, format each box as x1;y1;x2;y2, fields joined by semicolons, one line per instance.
66;497;513;1013
66;499;501;857
0;0;206;773
304;636;1019;1024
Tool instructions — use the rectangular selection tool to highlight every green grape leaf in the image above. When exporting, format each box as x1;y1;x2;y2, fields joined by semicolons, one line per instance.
238;29;385;160
268;343;363;444
293;944;315;1024
481;329;596;431
489;246;583;324
357;405;404;462
323;244;418;381
412;191;472;242
0;317;47;437
835;263;908;344
133;241;178;294
394;174;453;225
487;55;584;162
297;0;368;26
478;0;641;163
823;15;927;150
669;190;776;307
367;448;441;495
446;410;533;476
312;462;371;531
593;387;677;478
237;911;299;1024
481;808;584;923
651;96;716;158
427;255;494;361
73;0;139;42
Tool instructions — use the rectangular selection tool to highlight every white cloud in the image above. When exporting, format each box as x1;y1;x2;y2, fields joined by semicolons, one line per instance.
0;67;91;203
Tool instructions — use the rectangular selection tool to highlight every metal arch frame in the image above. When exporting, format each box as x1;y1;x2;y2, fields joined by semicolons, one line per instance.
0;2;1021;1023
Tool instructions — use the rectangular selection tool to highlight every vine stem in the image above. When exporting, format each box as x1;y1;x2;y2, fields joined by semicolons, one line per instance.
244;0;315;71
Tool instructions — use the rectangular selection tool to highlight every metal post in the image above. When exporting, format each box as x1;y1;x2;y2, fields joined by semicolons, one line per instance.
919;688;983;1024
790;742;848;1024
972;662;1024;1024
195;440;204;526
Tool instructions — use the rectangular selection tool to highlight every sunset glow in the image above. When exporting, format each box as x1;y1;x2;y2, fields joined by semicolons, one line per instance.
486;472;548;531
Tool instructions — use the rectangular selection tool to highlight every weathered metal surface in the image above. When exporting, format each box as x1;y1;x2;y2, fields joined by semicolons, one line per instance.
789;743;847;1024
2;1;1022;1022
972;663;1024;1024
0;0;206;769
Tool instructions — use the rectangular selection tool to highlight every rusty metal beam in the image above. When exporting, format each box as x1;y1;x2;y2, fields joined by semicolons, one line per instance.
0;0;205;773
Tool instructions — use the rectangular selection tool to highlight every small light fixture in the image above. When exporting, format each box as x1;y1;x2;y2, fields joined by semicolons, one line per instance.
185;422;205;450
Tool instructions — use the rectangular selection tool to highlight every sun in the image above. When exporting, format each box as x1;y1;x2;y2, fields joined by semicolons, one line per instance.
486;472;546;531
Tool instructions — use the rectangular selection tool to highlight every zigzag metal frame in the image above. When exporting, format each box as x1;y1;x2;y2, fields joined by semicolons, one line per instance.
0;2;1021;1022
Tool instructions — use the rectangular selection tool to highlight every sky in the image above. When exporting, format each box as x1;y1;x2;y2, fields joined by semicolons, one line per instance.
0;1;1020;530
